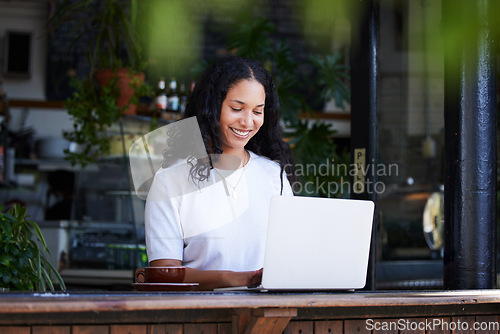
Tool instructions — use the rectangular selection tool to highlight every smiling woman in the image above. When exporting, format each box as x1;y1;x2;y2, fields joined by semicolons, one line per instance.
144;55;295;290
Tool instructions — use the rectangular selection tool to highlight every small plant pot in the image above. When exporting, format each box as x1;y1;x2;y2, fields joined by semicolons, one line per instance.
96;68;145;115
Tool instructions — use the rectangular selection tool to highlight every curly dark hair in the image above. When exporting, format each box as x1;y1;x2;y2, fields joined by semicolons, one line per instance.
182;55;295;191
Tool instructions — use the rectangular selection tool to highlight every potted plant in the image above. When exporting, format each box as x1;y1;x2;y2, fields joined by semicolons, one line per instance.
47;0;152;166
0;204;66;291
309;53;351;112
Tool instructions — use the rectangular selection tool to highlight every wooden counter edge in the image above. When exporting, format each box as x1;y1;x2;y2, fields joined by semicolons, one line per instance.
0;290;499;315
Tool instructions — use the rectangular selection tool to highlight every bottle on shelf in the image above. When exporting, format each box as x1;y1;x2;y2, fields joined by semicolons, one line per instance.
0;81;8;184
179;83;188;115
167;78;180;113
190;78;196;94
0;80;9;124
154;77;167;117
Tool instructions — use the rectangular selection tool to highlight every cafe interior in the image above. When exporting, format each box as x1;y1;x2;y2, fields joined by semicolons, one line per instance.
0;0;499;333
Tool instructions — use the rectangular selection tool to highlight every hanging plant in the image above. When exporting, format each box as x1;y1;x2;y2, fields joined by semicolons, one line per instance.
47;0;153;166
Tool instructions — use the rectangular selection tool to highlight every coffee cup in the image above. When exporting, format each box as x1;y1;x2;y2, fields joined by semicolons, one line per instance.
135;266;186;283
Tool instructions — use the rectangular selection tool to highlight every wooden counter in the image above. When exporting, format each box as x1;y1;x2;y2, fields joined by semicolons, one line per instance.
0;290;499;333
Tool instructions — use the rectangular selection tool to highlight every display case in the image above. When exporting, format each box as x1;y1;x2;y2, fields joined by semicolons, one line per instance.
61;116;173;288
68;161;146;271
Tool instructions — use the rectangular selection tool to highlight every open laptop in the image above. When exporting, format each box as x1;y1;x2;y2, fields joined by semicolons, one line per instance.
217;196;375;291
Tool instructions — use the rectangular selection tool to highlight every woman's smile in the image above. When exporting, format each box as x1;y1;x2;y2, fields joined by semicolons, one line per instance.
230;127;251;138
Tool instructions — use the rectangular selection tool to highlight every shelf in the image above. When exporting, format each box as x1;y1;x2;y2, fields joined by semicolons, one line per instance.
8;100;350;121
301;111;351;120
104;190;148;198
8;100;181;123
9;99;64;109
60;268;134;286
15;158;98;172
68;222;137;230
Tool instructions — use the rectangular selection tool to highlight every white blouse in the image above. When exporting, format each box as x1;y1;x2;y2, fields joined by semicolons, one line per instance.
145;151;293;271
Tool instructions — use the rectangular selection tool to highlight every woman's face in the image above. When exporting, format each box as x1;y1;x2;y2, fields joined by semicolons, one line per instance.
219;79;265;154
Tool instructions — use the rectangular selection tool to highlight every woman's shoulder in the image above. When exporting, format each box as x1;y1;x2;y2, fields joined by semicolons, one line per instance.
155;158;190;176
247;151;292;195
150;158;205;199
248;151;279;165
247;151;282;173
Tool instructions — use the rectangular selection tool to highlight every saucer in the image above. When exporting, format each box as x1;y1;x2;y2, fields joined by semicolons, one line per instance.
132;283;198;291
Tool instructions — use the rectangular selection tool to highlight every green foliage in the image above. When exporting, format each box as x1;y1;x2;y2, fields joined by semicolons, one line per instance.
227;18;275;63
62;71;153;167
309;53;350;109
226;17;351;197
62;76;120;167
288;120;350;198
48;0;146;71
48;0;153;166
0;204;66;292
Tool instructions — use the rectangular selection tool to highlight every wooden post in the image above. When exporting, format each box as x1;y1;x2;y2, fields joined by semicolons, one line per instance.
350;0;380;291
442;0;497;289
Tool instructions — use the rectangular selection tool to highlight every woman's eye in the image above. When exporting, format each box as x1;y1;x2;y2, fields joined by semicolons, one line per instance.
231;107;242;111
253;110;263;115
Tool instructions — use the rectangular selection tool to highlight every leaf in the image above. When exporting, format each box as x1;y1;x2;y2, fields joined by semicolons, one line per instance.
227;17;275;62
309;52;351;108
42;257;66;291
0;218;12;239
0;253;13;266
41;267;54;292
26;220;49;251
2;270;11;284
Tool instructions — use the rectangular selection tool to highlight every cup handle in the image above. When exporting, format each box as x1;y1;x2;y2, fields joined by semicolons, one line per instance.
135;268;146;283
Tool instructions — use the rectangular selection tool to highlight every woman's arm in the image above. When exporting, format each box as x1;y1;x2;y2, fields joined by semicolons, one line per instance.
150;259;262;291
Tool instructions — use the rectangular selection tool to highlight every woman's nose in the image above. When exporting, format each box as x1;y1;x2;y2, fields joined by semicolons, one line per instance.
239;111;252;127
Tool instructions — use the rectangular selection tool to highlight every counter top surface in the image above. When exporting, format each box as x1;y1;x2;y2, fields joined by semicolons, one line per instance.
1;289;499;314
1;290;499;330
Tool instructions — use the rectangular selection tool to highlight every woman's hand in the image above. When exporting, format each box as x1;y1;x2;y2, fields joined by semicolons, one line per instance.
150;259;263;290
185;267;262;290
223;268;263;288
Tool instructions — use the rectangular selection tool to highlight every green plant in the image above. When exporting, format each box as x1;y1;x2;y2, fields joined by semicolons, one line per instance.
48;0;145;71
48;0;153;166
309;53;351;110
0;204;66;291
63;73;152;167
225;17;351;197
288;120;350;198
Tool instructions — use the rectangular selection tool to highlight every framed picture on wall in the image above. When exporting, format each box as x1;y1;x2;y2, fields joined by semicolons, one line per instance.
3;30;33;78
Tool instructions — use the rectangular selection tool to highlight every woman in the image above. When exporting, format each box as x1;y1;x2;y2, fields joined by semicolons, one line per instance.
145;55;294;290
